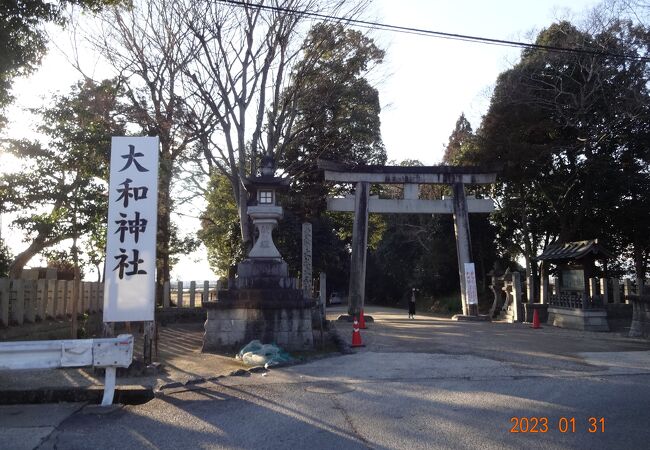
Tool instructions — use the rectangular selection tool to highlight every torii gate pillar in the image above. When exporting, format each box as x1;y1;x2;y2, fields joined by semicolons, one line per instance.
452;182;476;316
348;182;370;317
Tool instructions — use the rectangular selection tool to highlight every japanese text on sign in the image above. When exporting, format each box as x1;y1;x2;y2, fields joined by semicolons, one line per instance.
104;137;159;322
464;262;479;305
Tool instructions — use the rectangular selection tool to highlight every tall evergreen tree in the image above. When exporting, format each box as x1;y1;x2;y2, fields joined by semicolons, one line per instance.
443;113;473;165
469;18;650;280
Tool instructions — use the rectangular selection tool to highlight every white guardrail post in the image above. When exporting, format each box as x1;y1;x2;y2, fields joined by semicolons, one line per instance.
0;334;134;406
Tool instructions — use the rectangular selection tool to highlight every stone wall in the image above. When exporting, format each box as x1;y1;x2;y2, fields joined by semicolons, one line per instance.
547;307;609;332
203;306;313;352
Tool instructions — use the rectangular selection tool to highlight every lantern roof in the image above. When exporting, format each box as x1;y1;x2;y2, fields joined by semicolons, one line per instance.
243;154;290;191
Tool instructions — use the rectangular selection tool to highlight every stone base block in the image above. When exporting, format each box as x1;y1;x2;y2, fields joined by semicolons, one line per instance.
522;303;549;323
547;307;609;332
452;314;491;322
203;307;314;352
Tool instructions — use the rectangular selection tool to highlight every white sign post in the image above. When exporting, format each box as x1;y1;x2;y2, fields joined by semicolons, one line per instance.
104;137;159;322
464;262;479;306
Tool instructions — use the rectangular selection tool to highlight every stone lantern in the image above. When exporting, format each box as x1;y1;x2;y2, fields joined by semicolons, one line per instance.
244;155;289;260
202;155;314;352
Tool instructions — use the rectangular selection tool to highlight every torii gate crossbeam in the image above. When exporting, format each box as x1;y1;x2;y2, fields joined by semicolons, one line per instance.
320;161;498;317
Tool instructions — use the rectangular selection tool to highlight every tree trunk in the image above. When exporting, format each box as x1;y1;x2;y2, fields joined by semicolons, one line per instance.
238;182;253;254
633;243;646;295
8;235;67;279
156;153;173;305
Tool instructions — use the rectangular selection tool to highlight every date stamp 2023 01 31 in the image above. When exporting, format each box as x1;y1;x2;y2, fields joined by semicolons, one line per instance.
510;417;606;434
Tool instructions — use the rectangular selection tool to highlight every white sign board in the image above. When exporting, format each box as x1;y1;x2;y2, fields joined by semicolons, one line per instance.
464;262;479;305
104;137;159;322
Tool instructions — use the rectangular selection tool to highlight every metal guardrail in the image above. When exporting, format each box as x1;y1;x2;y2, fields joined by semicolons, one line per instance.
0;334;134;406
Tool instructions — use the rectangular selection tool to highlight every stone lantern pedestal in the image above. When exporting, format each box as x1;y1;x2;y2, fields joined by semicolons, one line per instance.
202;159;315;352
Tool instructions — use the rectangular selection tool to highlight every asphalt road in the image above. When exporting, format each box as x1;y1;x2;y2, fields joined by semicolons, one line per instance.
38;373;650;450
9;306;650;449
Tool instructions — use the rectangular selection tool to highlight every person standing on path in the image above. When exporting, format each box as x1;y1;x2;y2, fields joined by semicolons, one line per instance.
409;288;417;319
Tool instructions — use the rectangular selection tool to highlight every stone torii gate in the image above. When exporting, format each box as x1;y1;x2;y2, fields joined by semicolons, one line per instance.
319;161;497;318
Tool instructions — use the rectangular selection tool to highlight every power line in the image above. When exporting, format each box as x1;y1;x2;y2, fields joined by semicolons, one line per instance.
215;0;650;63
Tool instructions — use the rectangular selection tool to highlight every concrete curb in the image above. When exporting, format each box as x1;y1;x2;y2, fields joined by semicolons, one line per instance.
336;314;375;323
0;385;154;406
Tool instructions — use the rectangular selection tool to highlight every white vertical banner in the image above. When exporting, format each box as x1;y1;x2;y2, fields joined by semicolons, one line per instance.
103;137;159;322
464;262;479;305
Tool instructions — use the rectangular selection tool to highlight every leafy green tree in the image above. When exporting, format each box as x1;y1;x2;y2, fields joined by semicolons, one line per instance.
199;173;245;277
0;0;122;126
0;238;11;277
469;18;650;282
0;78;125;277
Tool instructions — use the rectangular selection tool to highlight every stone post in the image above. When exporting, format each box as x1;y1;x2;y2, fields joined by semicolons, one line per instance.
177;281;183;307
624;279;632;305
540;262;549;304
12;279;24;325
302;223;313;298
348;181;369;317
589;278;600;306
612;279;621;304
24;280;36;323
452;182;473;315
56;281;65;317
189;281;196;308
36;279;47;321
143;320;155;365
526;274;535;304
47;279;57;319
319;272;327;316
216;278;224;298
512;272;522;322
600;278;610;305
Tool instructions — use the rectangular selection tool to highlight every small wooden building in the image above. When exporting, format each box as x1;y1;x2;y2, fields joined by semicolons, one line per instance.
536;239;614;331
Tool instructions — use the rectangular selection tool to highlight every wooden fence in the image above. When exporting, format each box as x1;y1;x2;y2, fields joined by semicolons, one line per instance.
0;278;220;327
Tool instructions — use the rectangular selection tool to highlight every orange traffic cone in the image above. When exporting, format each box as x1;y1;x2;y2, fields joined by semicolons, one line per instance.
532;308;541;329
359;309;367;329
351;316;364;347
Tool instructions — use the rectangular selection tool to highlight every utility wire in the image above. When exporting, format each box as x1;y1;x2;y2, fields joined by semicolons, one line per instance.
216;0;650;63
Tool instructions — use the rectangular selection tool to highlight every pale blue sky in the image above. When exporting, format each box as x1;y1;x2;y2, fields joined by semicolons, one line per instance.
373;0;597;164
1;0;599;280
